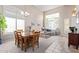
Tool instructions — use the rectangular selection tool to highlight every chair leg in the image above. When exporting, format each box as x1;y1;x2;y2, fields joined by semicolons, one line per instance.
37;41;39;48
32;48;34;51
32;44;34;51
21;43;23;50
38;44;39;48
68;43;70;47
24;48;27;52
24;44;27;52
15;40;18;45
17;40;20;47
17;42;20;47
21;47;23;50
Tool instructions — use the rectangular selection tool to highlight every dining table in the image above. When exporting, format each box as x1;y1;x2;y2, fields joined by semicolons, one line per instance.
21;32;36;48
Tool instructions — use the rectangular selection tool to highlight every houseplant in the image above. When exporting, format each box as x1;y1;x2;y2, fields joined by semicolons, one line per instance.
0;15;7;44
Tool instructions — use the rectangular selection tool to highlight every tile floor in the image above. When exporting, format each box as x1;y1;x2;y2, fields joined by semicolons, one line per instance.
45;36;79;53
0;36;79;53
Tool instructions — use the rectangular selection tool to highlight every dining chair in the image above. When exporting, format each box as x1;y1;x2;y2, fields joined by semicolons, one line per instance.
28;31;40;51
14;31;19;46
17;29;23;32
35;31;40;48
14;30;23;46
31;34;38;51
16;31;28;52
32;30;35;34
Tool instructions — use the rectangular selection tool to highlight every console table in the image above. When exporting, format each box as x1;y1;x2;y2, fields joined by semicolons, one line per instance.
68;33;79;49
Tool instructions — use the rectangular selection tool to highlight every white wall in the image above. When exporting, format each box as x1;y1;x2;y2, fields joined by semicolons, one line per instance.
76;5;79;32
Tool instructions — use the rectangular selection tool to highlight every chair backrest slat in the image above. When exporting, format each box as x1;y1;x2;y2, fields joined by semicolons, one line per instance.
14;31;18;40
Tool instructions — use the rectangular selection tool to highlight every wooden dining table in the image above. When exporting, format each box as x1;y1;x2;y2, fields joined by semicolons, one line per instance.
22;32;36;48
20;31;40;51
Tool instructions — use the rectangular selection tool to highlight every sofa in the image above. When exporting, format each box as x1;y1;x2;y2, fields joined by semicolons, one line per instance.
42;28;60;36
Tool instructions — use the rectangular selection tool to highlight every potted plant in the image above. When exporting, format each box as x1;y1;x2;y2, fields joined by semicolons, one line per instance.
0;15;7;44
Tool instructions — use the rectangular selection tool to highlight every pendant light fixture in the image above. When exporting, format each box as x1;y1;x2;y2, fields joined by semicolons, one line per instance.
21;11;30;16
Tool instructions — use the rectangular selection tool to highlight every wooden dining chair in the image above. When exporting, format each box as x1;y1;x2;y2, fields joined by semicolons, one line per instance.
32;30;35;34
17;29;23;32
28;31;40;51
35;31;40;48
31;34;37;51
16;31;28;52
14;31;19;46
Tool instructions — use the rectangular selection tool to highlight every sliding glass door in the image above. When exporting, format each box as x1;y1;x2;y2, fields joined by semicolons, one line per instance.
3;6;25;42
17;19;25;31
5;17;16;33
5;17;25;33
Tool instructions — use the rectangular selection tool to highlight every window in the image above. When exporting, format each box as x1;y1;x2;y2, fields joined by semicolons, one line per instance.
5;17;16;33
5;17;25;33
46;13;59;30
17;19;25;31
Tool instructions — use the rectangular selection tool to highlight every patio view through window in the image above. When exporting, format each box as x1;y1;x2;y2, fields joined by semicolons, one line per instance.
5;17;25;33
46;13;60;30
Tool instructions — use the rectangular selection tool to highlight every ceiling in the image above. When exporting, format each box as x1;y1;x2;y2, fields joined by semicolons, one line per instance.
34;5;63;12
